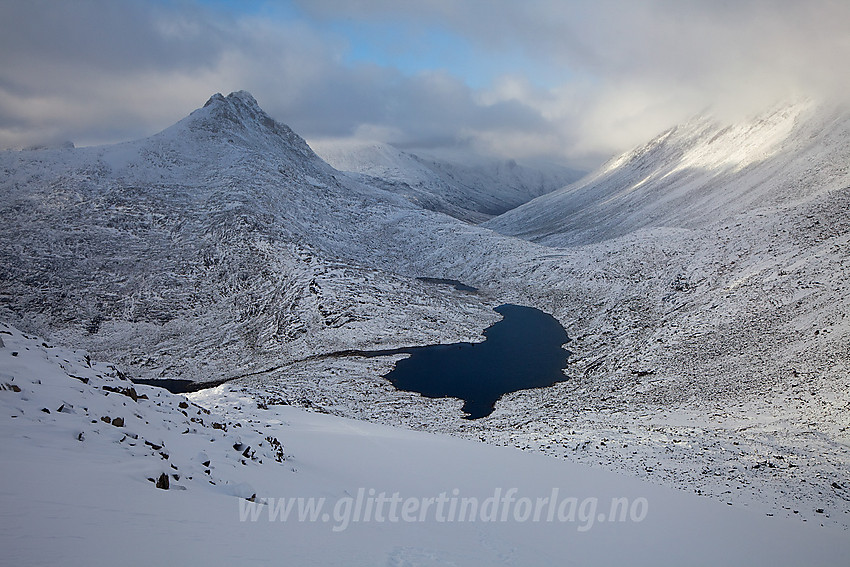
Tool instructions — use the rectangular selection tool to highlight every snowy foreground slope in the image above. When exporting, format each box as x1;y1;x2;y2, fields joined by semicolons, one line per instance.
2;91;849;535
310;138;581;222
2;324;849;566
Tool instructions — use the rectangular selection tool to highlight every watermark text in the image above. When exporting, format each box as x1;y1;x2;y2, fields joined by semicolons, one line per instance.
238;488;649;532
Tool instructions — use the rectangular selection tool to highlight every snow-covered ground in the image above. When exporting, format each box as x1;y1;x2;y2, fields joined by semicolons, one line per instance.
2;90;850;556
3;324;849;566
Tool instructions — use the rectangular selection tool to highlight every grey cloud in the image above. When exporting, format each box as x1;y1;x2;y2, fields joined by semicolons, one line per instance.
256;64;553;153
0;0;233;147
0;0;227;77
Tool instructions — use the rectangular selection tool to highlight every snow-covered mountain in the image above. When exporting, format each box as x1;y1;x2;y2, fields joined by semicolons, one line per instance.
0;91;500;384
2;91;850;538
310;138;582;223
485;100;850;245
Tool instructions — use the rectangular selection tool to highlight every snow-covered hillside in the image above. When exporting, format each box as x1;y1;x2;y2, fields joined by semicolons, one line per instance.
484;100;849;245
3;324;849;566
310;138;582;222
2;91;849;540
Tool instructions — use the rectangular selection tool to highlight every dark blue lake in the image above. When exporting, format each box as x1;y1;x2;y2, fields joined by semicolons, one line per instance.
385;304;571;419
131;304;571;420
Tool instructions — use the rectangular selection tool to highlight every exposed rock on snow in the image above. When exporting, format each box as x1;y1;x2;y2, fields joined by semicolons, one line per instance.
0;322;288;495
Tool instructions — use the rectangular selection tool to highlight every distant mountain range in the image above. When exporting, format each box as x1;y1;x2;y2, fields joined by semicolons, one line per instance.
310;137;583;223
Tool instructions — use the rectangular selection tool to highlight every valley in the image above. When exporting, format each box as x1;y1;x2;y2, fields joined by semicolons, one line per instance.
2;90;849;543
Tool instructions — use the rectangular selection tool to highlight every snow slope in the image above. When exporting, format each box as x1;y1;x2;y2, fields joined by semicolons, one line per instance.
310;137;582;222
484;100;849;245
3;324;849;566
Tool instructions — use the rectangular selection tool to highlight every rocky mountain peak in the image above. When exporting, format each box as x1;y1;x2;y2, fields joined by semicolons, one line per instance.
182;91;317;160
195;90;277;132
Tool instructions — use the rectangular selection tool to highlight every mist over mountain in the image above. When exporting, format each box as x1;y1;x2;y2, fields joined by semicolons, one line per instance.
310;137;583;222
485;100;850;245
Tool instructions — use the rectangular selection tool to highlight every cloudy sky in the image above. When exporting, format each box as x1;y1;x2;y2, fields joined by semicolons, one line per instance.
1;0;848;168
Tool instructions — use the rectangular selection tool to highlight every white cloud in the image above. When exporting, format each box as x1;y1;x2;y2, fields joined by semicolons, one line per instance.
295;1;850;150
